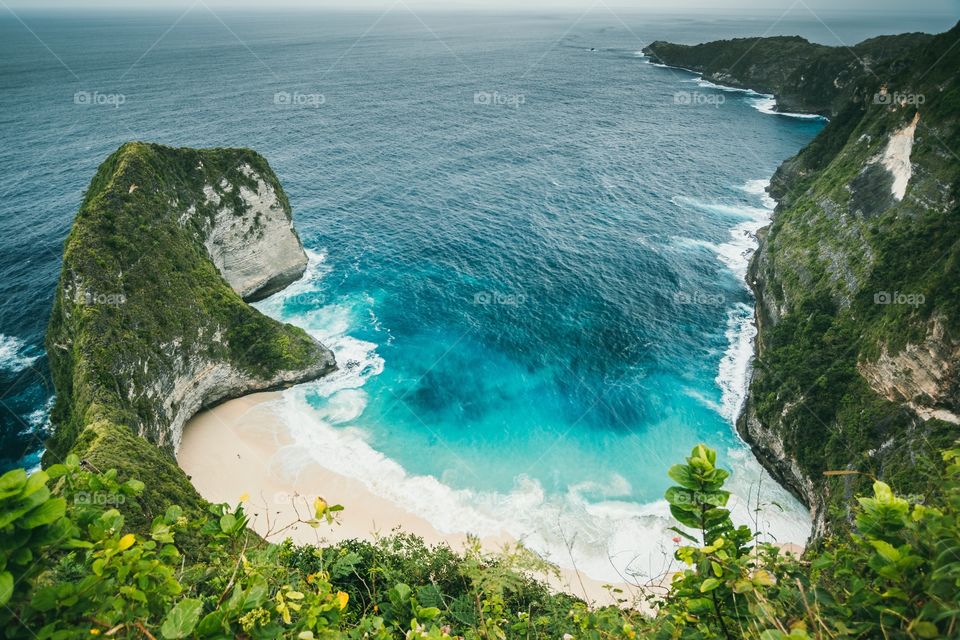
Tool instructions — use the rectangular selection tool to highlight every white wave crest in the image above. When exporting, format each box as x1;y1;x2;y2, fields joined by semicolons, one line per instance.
672;195;770;220
0;334;39;373
252;248;810;584
273;387;809;583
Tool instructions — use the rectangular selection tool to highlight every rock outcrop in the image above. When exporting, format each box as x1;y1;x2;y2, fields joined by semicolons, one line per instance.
44;142;335;521
647;23;960;536
642;33;930;117
200;162;308;302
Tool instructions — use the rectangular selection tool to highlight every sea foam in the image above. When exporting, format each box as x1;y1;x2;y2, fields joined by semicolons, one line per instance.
713;179;775;421
255;246;810;585
642;57;828;121
0;334;39;374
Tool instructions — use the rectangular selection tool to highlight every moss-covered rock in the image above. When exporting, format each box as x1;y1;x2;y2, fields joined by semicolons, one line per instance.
648;23;960;536
44;142;335;521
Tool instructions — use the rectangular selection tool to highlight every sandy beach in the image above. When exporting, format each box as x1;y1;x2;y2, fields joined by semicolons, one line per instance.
178;391;657;609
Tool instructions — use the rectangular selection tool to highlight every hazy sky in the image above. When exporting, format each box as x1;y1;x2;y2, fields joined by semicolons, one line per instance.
6;0;959;12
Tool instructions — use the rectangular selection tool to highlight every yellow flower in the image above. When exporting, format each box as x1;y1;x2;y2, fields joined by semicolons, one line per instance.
239;492;250;503
336;591;349;610
90;630;101;636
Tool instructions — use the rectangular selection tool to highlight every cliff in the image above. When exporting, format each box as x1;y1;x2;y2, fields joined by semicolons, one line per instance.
643;33;930;117
44;142;335;524
647;25;960;536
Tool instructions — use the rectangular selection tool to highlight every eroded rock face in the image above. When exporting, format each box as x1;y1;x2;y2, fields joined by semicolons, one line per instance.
154;343;334;452
45;143;335;465
879;112;919;202
656;23;960;540
200;163;309;301
859;316;960;425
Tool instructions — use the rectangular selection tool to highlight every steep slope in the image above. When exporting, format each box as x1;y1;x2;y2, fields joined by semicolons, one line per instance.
643;32;931;117
44;142;335;524
647;25;960;535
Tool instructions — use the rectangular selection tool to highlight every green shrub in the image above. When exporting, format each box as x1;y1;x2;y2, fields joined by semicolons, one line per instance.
2;443;959;638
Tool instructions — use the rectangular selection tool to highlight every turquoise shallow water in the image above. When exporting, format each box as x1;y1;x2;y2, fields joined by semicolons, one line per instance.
1;8;955;580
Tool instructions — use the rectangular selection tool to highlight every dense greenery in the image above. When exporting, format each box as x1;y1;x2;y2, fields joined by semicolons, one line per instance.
650;23;960;532
2;443;959;638
642;32;929;116
44;142;332;525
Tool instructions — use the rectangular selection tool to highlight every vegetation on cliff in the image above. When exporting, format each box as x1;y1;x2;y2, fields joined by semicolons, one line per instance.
44;142;334;532
648;23;960;534
643;32;930;116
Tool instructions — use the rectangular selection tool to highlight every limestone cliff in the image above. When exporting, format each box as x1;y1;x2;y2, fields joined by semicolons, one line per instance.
44;142;335;524
647;24;960;535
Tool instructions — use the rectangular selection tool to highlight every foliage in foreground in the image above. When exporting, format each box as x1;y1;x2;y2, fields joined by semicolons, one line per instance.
1;443;959;639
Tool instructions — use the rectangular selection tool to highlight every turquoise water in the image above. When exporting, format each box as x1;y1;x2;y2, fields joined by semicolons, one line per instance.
2;9;955;579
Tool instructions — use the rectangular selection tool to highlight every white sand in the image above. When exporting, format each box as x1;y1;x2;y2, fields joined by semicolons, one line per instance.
178;392;657;609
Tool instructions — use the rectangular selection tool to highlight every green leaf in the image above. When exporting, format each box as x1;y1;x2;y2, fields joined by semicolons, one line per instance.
196;611;224;636
45;464;67;480
869;539;901;563
667;465;699;490
669;504;702;529
687;597;713;613
699;578;721;593
733;579;754;594
161;598;203;639
0;571;13;606
219;513;237;534
125;479;146;494
21;498;66;529
912;621;939;639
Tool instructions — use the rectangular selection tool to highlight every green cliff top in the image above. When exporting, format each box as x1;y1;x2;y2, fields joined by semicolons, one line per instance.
44;142;333;531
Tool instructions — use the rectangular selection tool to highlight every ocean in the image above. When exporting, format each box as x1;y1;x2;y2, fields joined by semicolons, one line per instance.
1;8;954;581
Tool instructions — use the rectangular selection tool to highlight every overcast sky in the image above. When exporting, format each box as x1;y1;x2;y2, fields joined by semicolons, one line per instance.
6;0;959;12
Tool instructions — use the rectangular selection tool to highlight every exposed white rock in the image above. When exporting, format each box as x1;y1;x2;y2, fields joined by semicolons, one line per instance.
879;112;920;201
859;314;960;424
201;165;309;301
150;345;334;452
203;184;220;206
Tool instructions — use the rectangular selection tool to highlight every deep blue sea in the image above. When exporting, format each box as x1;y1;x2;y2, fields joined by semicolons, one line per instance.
1;8;955;580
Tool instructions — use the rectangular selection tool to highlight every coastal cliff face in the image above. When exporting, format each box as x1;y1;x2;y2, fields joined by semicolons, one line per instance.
647;24;960;535
44;142;335;521
643;33;930;117
201;161;309;302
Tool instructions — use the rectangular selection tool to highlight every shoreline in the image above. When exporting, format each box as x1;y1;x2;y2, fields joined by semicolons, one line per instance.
177;175;812;608
639;56;829;121
177;391;660;609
